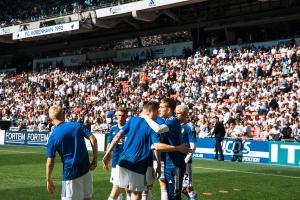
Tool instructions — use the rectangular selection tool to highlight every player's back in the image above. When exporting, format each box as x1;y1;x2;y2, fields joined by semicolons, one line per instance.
164;116;185;168
182;122;197;147
47;121;90;180
119;116;159;174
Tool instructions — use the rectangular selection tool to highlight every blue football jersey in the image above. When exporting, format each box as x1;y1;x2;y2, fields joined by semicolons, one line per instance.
181;122;197;147
47;122;91;181
109;125;125;168
119;116;160;174
152;117;167;162
164;116;185;168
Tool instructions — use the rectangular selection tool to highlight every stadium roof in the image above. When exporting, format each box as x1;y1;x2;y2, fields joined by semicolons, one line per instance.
1;0;300;56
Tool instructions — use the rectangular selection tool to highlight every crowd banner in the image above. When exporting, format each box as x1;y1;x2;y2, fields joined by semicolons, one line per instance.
12;21;79;40
269;141;300;167
4;131;49;146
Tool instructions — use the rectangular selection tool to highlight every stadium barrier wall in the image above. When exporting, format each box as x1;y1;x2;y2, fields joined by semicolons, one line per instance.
33;41;192;69
194;138;300;167
87;41;193;62
0;130;5;145
33;54;86;70
269;141;300;167
85;133;106;152
211;37;300;51
2;132;299;166
4;131;49;146
0;130;106;151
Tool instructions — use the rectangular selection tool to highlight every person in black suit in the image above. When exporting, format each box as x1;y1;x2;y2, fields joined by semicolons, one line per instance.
211;116;226;161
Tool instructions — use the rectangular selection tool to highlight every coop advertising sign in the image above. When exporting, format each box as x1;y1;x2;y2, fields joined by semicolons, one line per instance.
194;138;270;164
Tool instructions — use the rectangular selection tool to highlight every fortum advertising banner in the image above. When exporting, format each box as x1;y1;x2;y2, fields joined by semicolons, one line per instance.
4;131;49;146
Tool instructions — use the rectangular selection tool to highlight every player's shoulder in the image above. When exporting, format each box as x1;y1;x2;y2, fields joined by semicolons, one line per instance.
125;116;144;126
127;116;139;123
48;130;57;142
129;116;141;121
156;117;165;124
187;122;195;130
166;116;177;122
53;121;75;131
166;116;180;125
66;121;81;127
110;124;119;131
111;124;118;129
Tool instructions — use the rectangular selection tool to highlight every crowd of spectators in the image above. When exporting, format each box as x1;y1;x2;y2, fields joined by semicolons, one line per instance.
140;31;192;47
1;43;300;142
0;0;140;27
86;31;192;52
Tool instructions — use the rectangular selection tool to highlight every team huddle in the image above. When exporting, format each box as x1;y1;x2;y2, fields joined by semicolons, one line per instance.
46;98;198;200
103;98;198;200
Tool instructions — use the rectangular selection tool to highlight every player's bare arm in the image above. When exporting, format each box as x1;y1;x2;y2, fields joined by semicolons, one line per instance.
89;134;98;170
102;130;125;170
46;157;55;194
154;142;192;154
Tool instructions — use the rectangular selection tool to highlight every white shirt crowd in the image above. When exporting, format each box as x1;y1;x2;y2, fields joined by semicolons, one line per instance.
1;44;300;141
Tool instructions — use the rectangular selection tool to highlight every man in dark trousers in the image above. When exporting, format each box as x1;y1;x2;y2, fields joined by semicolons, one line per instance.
211;116;226;161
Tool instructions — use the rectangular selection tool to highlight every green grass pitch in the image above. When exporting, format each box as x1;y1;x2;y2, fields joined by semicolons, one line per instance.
0;145;299;200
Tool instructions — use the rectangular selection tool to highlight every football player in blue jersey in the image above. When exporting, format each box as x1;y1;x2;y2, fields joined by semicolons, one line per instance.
151;117;168;200
46;106;98;200
144;98;186;200
107;107;131;200
103;101;191;200
140;102;161;200
175;105;198;200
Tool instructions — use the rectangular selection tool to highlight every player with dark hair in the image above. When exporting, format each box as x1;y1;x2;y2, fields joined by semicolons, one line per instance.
103;101;191;200
144;98;186;200
107;107;131;200
211;116;226;161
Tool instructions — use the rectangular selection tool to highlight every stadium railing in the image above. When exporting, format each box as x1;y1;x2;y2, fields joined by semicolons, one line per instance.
1;0;142;26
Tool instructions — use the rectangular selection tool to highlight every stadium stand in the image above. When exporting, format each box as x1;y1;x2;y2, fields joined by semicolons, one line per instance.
0;42;300;142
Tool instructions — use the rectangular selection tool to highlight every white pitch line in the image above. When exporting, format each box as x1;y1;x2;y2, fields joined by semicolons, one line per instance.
195;166;300;179
0;149;40;154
